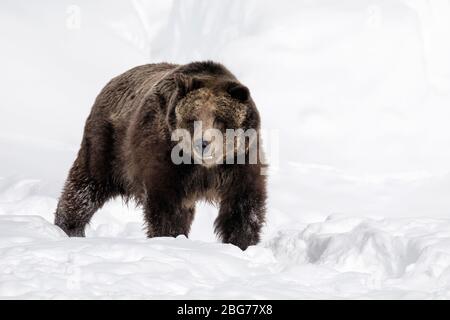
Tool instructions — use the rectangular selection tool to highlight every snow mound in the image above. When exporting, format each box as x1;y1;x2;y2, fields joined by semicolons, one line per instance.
1;215;450;299
267;216;450;298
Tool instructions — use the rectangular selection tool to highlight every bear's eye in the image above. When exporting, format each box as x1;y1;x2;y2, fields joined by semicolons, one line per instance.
186;118;196;125
214;118;227;130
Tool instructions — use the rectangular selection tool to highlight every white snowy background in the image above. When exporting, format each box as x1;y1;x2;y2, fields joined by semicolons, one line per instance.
1;0;450;299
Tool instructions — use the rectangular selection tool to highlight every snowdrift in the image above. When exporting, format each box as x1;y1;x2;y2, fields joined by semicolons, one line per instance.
1;211;450;298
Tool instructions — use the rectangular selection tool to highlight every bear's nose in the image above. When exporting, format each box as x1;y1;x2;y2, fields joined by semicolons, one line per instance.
194;139;211;154
201;140;210;151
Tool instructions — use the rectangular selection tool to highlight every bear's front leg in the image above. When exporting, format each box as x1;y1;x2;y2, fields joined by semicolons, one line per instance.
144;194;195;238
214;171;266;250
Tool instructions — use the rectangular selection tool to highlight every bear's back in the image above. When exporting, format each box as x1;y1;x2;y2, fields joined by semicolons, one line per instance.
89;63;178;124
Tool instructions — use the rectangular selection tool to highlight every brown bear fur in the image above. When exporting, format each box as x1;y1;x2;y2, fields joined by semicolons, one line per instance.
54;61;267;250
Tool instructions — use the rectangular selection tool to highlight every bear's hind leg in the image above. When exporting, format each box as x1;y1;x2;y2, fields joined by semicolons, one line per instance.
55;158;115;237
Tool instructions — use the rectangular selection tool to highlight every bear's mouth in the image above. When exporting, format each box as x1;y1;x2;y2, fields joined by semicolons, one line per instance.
192;142;218;165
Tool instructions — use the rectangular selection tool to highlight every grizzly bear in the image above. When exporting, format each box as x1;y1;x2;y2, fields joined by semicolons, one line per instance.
54;61;267;250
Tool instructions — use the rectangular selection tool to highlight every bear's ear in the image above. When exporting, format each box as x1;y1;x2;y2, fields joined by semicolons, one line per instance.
164;74;204;130
227;82;250;102
174;73;204;98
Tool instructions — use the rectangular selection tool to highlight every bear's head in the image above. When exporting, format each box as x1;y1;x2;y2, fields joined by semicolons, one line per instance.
167;73;261;167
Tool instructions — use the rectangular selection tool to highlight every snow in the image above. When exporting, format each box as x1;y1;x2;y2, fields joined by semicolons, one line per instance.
1;181;450;299
1;210;450;299
2;0;450;299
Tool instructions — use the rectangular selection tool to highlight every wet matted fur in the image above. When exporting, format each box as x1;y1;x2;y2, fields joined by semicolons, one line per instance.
54;61;267;250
